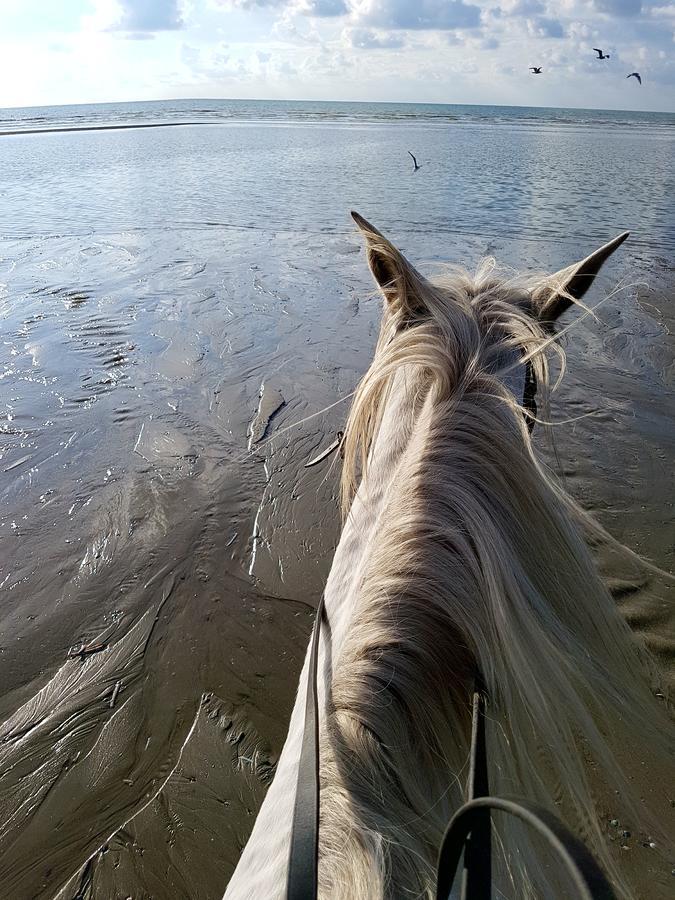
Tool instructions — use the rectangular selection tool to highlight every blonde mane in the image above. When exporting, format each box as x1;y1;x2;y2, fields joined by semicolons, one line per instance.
318;256;670;897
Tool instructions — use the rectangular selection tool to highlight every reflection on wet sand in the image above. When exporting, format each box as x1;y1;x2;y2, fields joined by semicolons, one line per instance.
0;226;673;898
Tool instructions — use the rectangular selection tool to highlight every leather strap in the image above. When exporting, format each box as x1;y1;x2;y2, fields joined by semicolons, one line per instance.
286;626;617;900
436;794;617;900
461;689;491;900
286;595;324;900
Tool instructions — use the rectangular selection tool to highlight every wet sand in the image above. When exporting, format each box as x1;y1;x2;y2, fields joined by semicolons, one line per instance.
0;221;673;898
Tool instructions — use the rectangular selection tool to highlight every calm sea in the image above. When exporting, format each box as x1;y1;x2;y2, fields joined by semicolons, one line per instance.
0;99;673;898
0;98;673;250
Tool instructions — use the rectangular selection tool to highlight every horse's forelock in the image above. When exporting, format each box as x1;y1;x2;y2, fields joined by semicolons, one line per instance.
340;265;553;515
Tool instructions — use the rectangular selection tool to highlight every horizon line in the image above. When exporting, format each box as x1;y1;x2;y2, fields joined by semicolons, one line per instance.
1;96;673;116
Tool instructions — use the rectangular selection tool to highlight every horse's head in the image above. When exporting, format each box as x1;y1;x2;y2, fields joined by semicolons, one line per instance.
342;211;628;507
314;214;667;900
229;215;668;900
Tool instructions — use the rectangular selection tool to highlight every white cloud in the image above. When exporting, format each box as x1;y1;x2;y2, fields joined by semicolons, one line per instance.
296;0;349;13
223;0;347;11
525;15;564;37
500;0;545;15
593;0;643;15
568;20;593;39
352;0;481;30
2;0;674;110
344;26;405;46
87;0;186;32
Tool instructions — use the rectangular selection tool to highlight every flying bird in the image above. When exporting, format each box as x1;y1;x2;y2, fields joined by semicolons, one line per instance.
530;67;542;74
593;48;610;59
408;151;421;172
626;72;642;84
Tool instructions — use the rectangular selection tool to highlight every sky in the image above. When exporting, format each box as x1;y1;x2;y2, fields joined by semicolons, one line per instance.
0;1;674;111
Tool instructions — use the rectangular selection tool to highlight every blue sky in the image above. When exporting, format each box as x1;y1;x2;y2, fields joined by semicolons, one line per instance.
1;1;673;110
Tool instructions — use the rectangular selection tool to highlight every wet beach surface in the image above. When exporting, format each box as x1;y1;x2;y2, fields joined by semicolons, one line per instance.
0;104;673;897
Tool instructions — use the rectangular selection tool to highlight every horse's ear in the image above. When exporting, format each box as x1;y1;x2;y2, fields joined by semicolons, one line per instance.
532;232;629;323
351;211;428;315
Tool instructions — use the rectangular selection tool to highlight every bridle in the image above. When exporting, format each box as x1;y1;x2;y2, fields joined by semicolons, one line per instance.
289;353;616;899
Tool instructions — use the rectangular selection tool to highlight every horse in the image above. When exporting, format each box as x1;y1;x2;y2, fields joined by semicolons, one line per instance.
225;213;671;899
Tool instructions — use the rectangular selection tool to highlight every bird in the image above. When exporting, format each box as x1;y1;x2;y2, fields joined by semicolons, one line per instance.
626;72;642;84
530;66;542;74
408;151;421;172
593;48;610;59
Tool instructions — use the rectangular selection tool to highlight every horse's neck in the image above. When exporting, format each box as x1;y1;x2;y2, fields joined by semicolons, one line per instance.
225;381;418;899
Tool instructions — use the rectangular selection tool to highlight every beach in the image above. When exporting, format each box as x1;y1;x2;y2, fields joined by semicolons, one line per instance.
0;99;673;898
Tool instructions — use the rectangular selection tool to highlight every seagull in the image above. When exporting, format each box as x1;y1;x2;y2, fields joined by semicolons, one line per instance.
530;67;542;74
626;72;642;84
593;48;610;59
408;151;421;172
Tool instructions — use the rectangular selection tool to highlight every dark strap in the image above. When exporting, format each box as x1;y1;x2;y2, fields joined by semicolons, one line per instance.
461;689;491;900
286;595;324;900
436;689;617;900
523;360;537;432
287;654;617;900
436;796;617;900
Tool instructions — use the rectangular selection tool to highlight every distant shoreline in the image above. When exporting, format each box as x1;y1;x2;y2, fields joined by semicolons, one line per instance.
1;97;672;116
0;121;208;137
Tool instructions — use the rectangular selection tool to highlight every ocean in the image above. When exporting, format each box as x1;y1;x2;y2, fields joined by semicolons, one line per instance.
0;99;673;898
1;98;674;249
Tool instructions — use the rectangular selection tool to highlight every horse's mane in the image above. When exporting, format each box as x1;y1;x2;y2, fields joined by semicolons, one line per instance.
340;260;560;512
317;261;670;898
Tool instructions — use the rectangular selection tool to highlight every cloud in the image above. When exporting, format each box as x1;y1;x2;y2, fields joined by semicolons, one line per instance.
111;0;185;31
568;20;593;39
526;15;564;37
86;0;186;33
180;38;306;85
297;0;349;13
345;26;405;46
353;0;481;30
650;3;675;15
71;0;675;110
221;0;282;7
500;0;545;14
224;0;483;24
593;0;643;14
224;0;347;12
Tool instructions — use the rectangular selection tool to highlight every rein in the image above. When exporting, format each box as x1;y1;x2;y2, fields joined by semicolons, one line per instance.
287;357;616;899
286;593;324;900
287;598;617;900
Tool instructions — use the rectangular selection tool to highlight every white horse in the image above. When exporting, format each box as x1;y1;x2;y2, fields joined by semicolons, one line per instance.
226;213;670;899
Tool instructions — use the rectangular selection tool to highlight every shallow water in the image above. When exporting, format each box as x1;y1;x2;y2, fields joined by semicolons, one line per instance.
0;101;673;898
